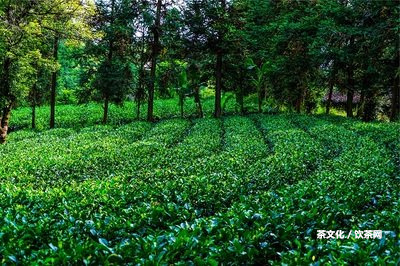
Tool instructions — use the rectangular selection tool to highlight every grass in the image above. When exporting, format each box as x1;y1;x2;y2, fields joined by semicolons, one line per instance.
0;99;399;264
9;93;245;131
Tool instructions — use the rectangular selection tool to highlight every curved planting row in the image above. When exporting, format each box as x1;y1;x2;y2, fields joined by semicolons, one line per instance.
317;115;400;172
1;115;399;264
247;114;325;190
103;116;399;264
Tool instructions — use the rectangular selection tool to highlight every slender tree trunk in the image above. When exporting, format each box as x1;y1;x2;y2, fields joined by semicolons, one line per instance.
214;0;226;118
356;90;365;118
102;0;115;125
1;57;11;93
136;65;144;120
346;37;355;118
50;36;59;129
32;83;37;129
103;96;109;124
390;75;400;121
136;99;141;120
32;104;36;129
295;97;301;113
295;85;304;113
0;57;12;143
346;64;354;118
362;91;376;122
215;49;223;117
194;86;203;118
346;89;354;117
148;0;162;122
0;106;11;144
326;78;334;115
390;46;400;121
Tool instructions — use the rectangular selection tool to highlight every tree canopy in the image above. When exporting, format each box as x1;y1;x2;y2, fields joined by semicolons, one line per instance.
0;0;399;142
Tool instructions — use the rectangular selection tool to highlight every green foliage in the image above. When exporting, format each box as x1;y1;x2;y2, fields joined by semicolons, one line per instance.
1;112;399;264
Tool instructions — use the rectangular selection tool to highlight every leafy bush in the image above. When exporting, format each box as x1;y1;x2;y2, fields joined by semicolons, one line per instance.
0;114;399;264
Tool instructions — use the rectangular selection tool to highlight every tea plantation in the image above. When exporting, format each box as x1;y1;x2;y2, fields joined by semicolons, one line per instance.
0;112;399;264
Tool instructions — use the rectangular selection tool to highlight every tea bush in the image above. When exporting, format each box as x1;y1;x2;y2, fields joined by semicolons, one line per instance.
0;114;399;264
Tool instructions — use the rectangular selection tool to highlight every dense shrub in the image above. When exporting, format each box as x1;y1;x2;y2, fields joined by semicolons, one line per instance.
0;114;399;264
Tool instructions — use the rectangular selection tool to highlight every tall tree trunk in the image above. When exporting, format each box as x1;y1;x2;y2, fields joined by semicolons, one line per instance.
362;91;376;122
0;57;12;143
390;47;400;121
361;73;375;121
346;89;354;117
295;85;304;113
103;96;109;125
346;64;354;118
214;0;226;118
194;86;203;118
32;83;37;129
346;37;355;118
356;90;365;118
32;104;36;129
0;106;11;144
50;36;59;129
390;75;400;121
136;99;141;120
215;49;223;117
1;57;11;95
102;0;115;125
326;77;334;115
295;97;301;113
136;66;144;120
147;0;162;122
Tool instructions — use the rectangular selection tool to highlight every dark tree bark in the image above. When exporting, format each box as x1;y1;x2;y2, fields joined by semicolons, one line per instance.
32;104;36;129
147;0;162;122
102;0;115;125
390;75;400;121
215;49;223;117
356;90;365;118
50;36;59;129
136;100;141;120
361;73;375;121
346;64;355;118
0;57;12;143
326;85;333;115
390;49;400;121
346;89;354;117
346;37;355;118
214;0;226;118
32;83;37;129
295;97;302;113
295;85;304;113
362;91;376;122
0;106;12;144
136;65;144;120
326;73;335;114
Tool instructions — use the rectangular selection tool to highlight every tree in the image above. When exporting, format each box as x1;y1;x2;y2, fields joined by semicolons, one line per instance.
0;0;94;142
80;0;137;124
147;0;163;121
